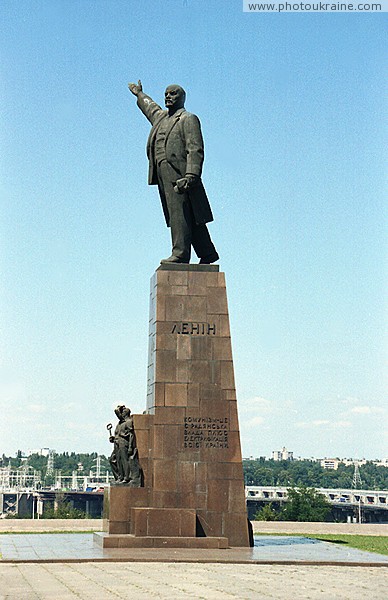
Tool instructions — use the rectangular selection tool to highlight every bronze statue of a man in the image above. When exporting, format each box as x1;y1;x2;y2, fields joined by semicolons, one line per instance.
128;80;219;265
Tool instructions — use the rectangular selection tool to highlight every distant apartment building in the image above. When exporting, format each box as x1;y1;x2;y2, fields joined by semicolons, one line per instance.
373;458;388;467
320;458;339;470
272;447;293;461
340;458;367;467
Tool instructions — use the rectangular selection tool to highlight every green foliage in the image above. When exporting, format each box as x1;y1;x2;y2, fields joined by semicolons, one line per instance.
254;503;278;521
0;452;110;481
280;486;331;522
243;458;388;490
42;494;87;519
28;452;104;476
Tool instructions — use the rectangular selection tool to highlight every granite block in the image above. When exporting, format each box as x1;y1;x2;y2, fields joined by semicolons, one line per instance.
207;479;229;511
154;406;186;424
229;403;240;431
133;414;154;430
153;382;165;407
223;512;250;547
211;337;233;360
220;360;235;388
156;333;177;351
228;479;247;513
187;383;200;407
206;287;228;314
191;337;212;360
219;314;231;337
196;510;223;537
151;490;180;508
182;295;207;322
176;360;189;382
165;296;184;321
155;350;177;382
164;383;188;406
153;459;177;492
157;264;219;273
177;335;191;360
189;360;212;383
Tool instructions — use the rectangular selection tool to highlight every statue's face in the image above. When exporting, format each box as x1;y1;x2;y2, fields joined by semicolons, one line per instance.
122;407;131;419
165;85;185;110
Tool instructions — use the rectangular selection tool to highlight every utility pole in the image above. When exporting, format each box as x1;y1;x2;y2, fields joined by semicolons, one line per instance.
352;462;363;523
46;450;55;478
352;462;362;489
91;456;102;479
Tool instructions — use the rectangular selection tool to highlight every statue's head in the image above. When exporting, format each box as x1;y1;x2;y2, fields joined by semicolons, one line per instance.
165;84;186;111
122;406;131;419
114;405;125;419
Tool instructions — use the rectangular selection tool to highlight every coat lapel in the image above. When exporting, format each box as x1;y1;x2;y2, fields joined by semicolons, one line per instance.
147;111;167;153
164;108;185;145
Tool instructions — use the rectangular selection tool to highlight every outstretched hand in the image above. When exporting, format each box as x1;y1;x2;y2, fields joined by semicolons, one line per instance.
128;80;142;96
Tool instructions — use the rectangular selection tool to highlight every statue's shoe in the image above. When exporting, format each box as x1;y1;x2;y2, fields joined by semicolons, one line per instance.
199;251;219;264
160;255;189;264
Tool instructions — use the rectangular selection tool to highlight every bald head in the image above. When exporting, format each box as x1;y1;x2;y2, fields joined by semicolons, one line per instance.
165;84;186;113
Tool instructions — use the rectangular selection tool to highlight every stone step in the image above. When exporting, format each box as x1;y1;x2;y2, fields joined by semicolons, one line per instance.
94;532;229;549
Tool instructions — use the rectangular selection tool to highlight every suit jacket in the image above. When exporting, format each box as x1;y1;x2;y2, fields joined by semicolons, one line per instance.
136;92;214;226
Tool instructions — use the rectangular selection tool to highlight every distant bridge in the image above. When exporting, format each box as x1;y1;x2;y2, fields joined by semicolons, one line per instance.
246;486;388;523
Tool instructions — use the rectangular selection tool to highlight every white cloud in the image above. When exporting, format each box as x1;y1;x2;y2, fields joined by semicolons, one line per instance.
244;416;265;428
332;420;352;428
241;396;273;413
350;405;385;415
0;381;27;404
28;403;47;413
296;419;351;429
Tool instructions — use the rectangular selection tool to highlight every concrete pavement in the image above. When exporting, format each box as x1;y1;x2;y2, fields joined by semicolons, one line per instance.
0;562;387;599
0;522;387;599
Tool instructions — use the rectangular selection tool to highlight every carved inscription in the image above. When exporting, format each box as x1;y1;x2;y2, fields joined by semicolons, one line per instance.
172;322;216;335
184;416;229;448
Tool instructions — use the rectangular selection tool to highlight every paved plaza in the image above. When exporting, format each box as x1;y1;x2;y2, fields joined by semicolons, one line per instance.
0;561;387;599
0;526;387;599
1;533;388;565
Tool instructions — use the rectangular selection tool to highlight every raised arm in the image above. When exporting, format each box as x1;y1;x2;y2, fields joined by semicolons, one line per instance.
128;79;165;125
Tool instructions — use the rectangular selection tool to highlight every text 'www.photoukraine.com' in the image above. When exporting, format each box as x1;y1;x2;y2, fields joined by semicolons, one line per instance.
243;0;387;11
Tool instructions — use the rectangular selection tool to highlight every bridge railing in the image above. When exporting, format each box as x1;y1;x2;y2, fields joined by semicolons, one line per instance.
245;486;388;509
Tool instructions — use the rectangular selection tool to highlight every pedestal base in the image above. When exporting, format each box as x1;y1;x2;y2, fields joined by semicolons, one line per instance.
102;266;250;549
94;532;229;549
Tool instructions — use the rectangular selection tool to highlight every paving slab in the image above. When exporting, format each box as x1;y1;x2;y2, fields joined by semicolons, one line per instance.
0;533;387;565
252;521;388;536
0;562;387;600
0;519;102;533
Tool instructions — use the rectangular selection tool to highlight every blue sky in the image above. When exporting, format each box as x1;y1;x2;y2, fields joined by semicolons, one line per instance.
1;0;386;460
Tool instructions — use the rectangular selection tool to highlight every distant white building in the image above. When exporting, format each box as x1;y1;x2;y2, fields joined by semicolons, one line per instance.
272;447;293;461
373;458;388;467
339;458;367;467
320;458;339;470
28;448;52;457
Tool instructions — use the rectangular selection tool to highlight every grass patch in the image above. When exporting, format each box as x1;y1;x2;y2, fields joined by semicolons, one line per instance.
254;533;388;555
307;534;388;556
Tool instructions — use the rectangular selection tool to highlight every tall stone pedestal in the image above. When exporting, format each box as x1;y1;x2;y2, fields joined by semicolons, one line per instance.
97;264;249;548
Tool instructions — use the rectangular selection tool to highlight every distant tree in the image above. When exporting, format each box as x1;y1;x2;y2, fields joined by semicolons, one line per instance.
42;494;87;519
281;486;330;522
242;458;388;490
254;503;278;521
